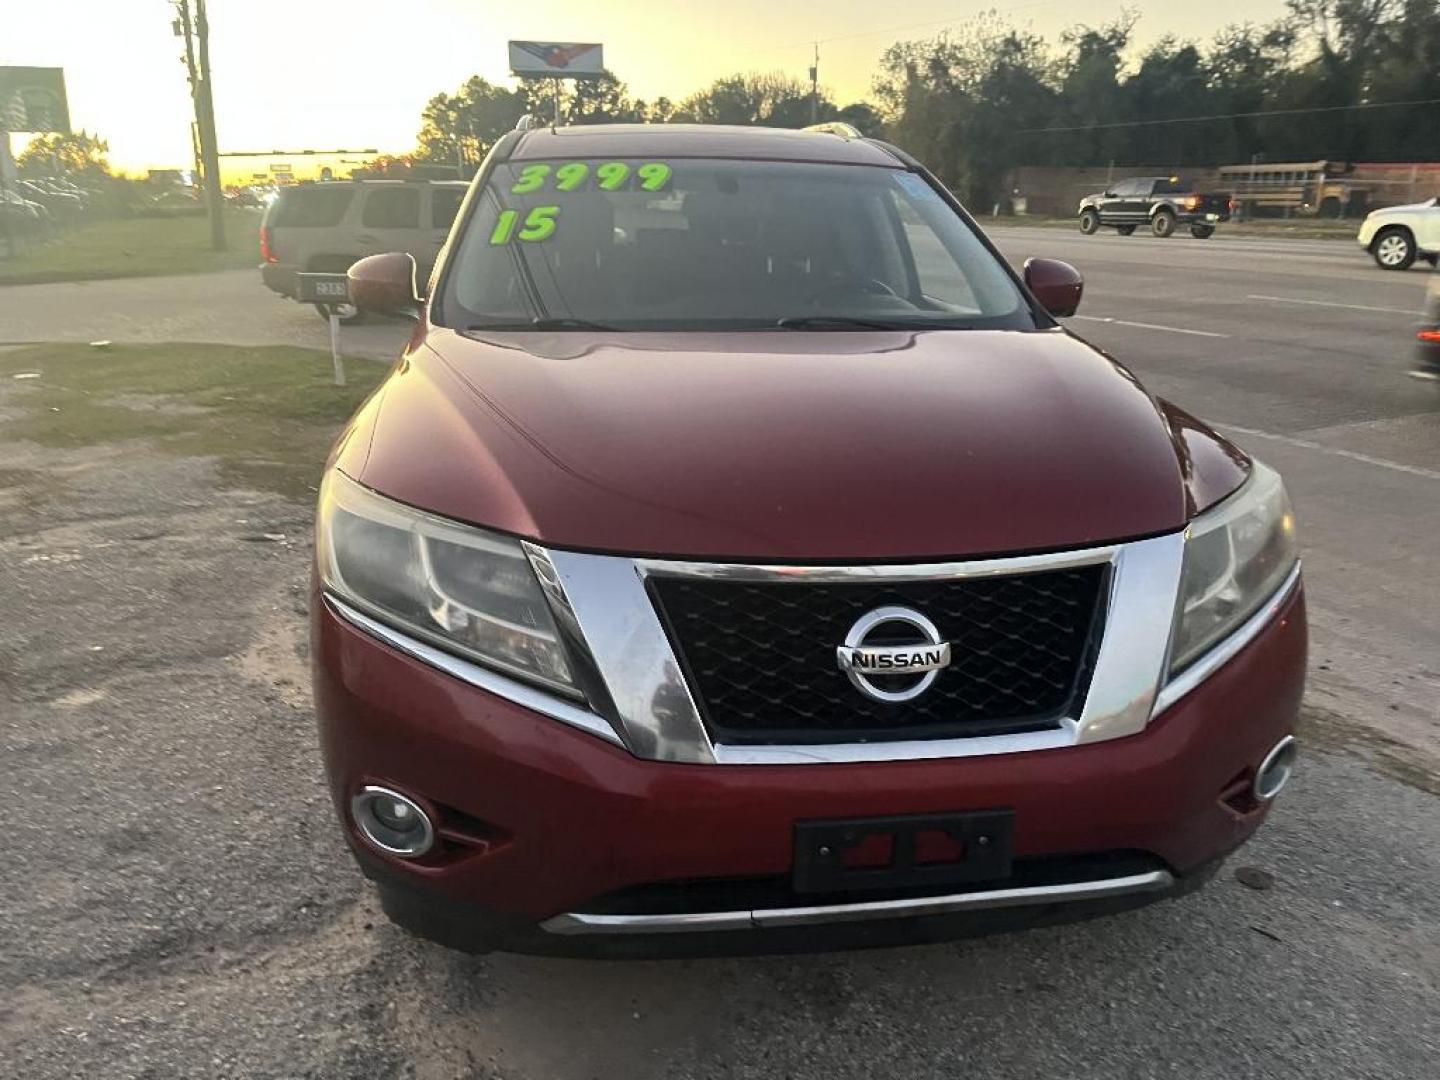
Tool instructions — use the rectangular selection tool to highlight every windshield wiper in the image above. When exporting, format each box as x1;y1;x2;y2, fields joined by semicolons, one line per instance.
775;315;909;330
464;317;619;332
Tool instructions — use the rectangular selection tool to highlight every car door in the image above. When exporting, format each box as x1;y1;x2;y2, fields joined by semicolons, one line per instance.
1101;179;1141;223
1092;181;1125;223
354;185;424;260
1415;199;1440;252
1122;179;1156;222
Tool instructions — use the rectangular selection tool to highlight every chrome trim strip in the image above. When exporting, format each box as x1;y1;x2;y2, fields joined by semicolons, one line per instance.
711;725;1080;765
636;544;1120;583
542;909;756;936
324;595;624;748
523;542;631;747
540;869;1175;935
540;550;717;764
1151;561;1302;718
1075;531;1186;744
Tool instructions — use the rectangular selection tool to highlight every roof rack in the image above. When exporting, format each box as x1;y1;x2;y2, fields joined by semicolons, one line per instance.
514;114;548;132
803;122;862;138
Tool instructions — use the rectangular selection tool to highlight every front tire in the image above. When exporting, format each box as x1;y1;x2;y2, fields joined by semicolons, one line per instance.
1372;227;1416;270
1151;209;1176;238
1190;224;1215;239
1079;209;1100;235
1115;224;1136;236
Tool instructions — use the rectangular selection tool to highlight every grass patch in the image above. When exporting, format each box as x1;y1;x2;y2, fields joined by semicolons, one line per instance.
0;212;260;286
0;342;386;498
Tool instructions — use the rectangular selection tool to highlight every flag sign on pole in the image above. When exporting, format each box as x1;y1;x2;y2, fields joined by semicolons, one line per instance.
507;42;604;78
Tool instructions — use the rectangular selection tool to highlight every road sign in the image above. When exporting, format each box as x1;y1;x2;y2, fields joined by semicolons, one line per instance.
295;272;349;304
0;67;70;133
295;273;350;386
508;41;604;77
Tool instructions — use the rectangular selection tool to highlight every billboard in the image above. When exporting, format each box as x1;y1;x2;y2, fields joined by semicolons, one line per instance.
508;41;604;77
0;67;70;133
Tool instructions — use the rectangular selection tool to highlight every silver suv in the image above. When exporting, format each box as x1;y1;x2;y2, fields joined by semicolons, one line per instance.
259;179;467;321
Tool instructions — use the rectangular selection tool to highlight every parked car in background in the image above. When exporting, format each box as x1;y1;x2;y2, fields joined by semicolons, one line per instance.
316;123;1306;957
0;188;52;247
259;179;468;322
1078;176;1232;238
17;179;82;229
1357;196;1440;270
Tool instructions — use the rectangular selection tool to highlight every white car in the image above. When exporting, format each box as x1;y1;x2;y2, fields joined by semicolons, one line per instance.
1357;196;1440;270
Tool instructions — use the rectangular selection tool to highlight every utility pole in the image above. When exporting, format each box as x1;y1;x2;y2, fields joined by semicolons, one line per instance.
195;0;225;250
175;0;225;251
809;44;819;125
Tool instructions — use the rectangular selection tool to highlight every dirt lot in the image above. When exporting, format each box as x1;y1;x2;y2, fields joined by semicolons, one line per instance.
2;340;1438;1079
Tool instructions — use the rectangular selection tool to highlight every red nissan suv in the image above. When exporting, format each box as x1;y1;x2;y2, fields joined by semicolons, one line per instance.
312;123;1305;956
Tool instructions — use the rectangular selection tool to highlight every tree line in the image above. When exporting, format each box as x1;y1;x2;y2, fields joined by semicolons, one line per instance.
410;1;1439;210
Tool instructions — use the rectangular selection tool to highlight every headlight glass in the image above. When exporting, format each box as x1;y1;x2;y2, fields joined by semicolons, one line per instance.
1169;462;1297;675
317;470;576;695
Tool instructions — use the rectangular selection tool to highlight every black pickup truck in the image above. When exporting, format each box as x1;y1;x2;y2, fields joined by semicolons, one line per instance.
1078;177;1232;239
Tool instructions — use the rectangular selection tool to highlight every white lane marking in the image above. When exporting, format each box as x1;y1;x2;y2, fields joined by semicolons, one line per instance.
1218;423;1440;481
1248;294;1419;316
1072;315;1228;338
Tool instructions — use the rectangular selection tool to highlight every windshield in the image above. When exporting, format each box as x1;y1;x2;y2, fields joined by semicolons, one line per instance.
438;158;1035;331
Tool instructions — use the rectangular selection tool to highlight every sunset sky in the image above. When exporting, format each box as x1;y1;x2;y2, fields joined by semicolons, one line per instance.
8;0;1291;176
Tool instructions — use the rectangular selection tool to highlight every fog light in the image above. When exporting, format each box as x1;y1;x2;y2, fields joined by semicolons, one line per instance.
351;785;435;858
1253;736;1297;802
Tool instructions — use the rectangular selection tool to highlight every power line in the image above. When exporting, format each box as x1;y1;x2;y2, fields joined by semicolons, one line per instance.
1015;96;1440;133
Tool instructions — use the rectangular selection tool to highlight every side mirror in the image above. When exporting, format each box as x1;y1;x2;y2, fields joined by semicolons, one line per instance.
1023;257;1083;318
347;252;421;316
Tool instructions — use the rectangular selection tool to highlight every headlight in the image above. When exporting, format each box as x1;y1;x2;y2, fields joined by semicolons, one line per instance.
317;470;576;696
1169;462;1298;675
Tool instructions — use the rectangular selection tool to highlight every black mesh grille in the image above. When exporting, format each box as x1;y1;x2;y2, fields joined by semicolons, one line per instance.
649;565;1108;744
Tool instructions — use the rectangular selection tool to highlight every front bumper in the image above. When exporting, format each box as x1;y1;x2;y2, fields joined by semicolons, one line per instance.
312;577;1307;955
1175;210;1231;225
260;262;299;298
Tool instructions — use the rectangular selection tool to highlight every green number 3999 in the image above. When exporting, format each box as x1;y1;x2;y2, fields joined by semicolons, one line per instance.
511;161;673;195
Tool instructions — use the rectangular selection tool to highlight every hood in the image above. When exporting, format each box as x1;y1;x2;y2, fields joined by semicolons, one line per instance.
345;327;1209;561
1370;197;1439;216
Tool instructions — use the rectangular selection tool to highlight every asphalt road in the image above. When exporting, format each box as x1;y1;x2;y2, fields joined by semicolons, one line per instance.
0;268;407;359
2;230;1439;1079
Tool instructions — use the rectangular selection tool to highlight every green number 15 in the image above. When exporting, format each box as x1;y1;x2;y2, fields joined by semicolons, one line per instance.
490;205;561;245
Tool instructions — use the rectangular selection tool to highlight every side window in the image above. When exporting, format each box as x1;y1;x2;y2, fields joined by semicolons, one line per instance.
432;188;465;229
361;187;420;229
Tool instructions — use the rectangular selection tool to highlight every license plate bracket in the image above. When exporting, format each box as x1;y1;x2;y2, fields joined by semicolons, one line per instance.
792;810;1014;894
